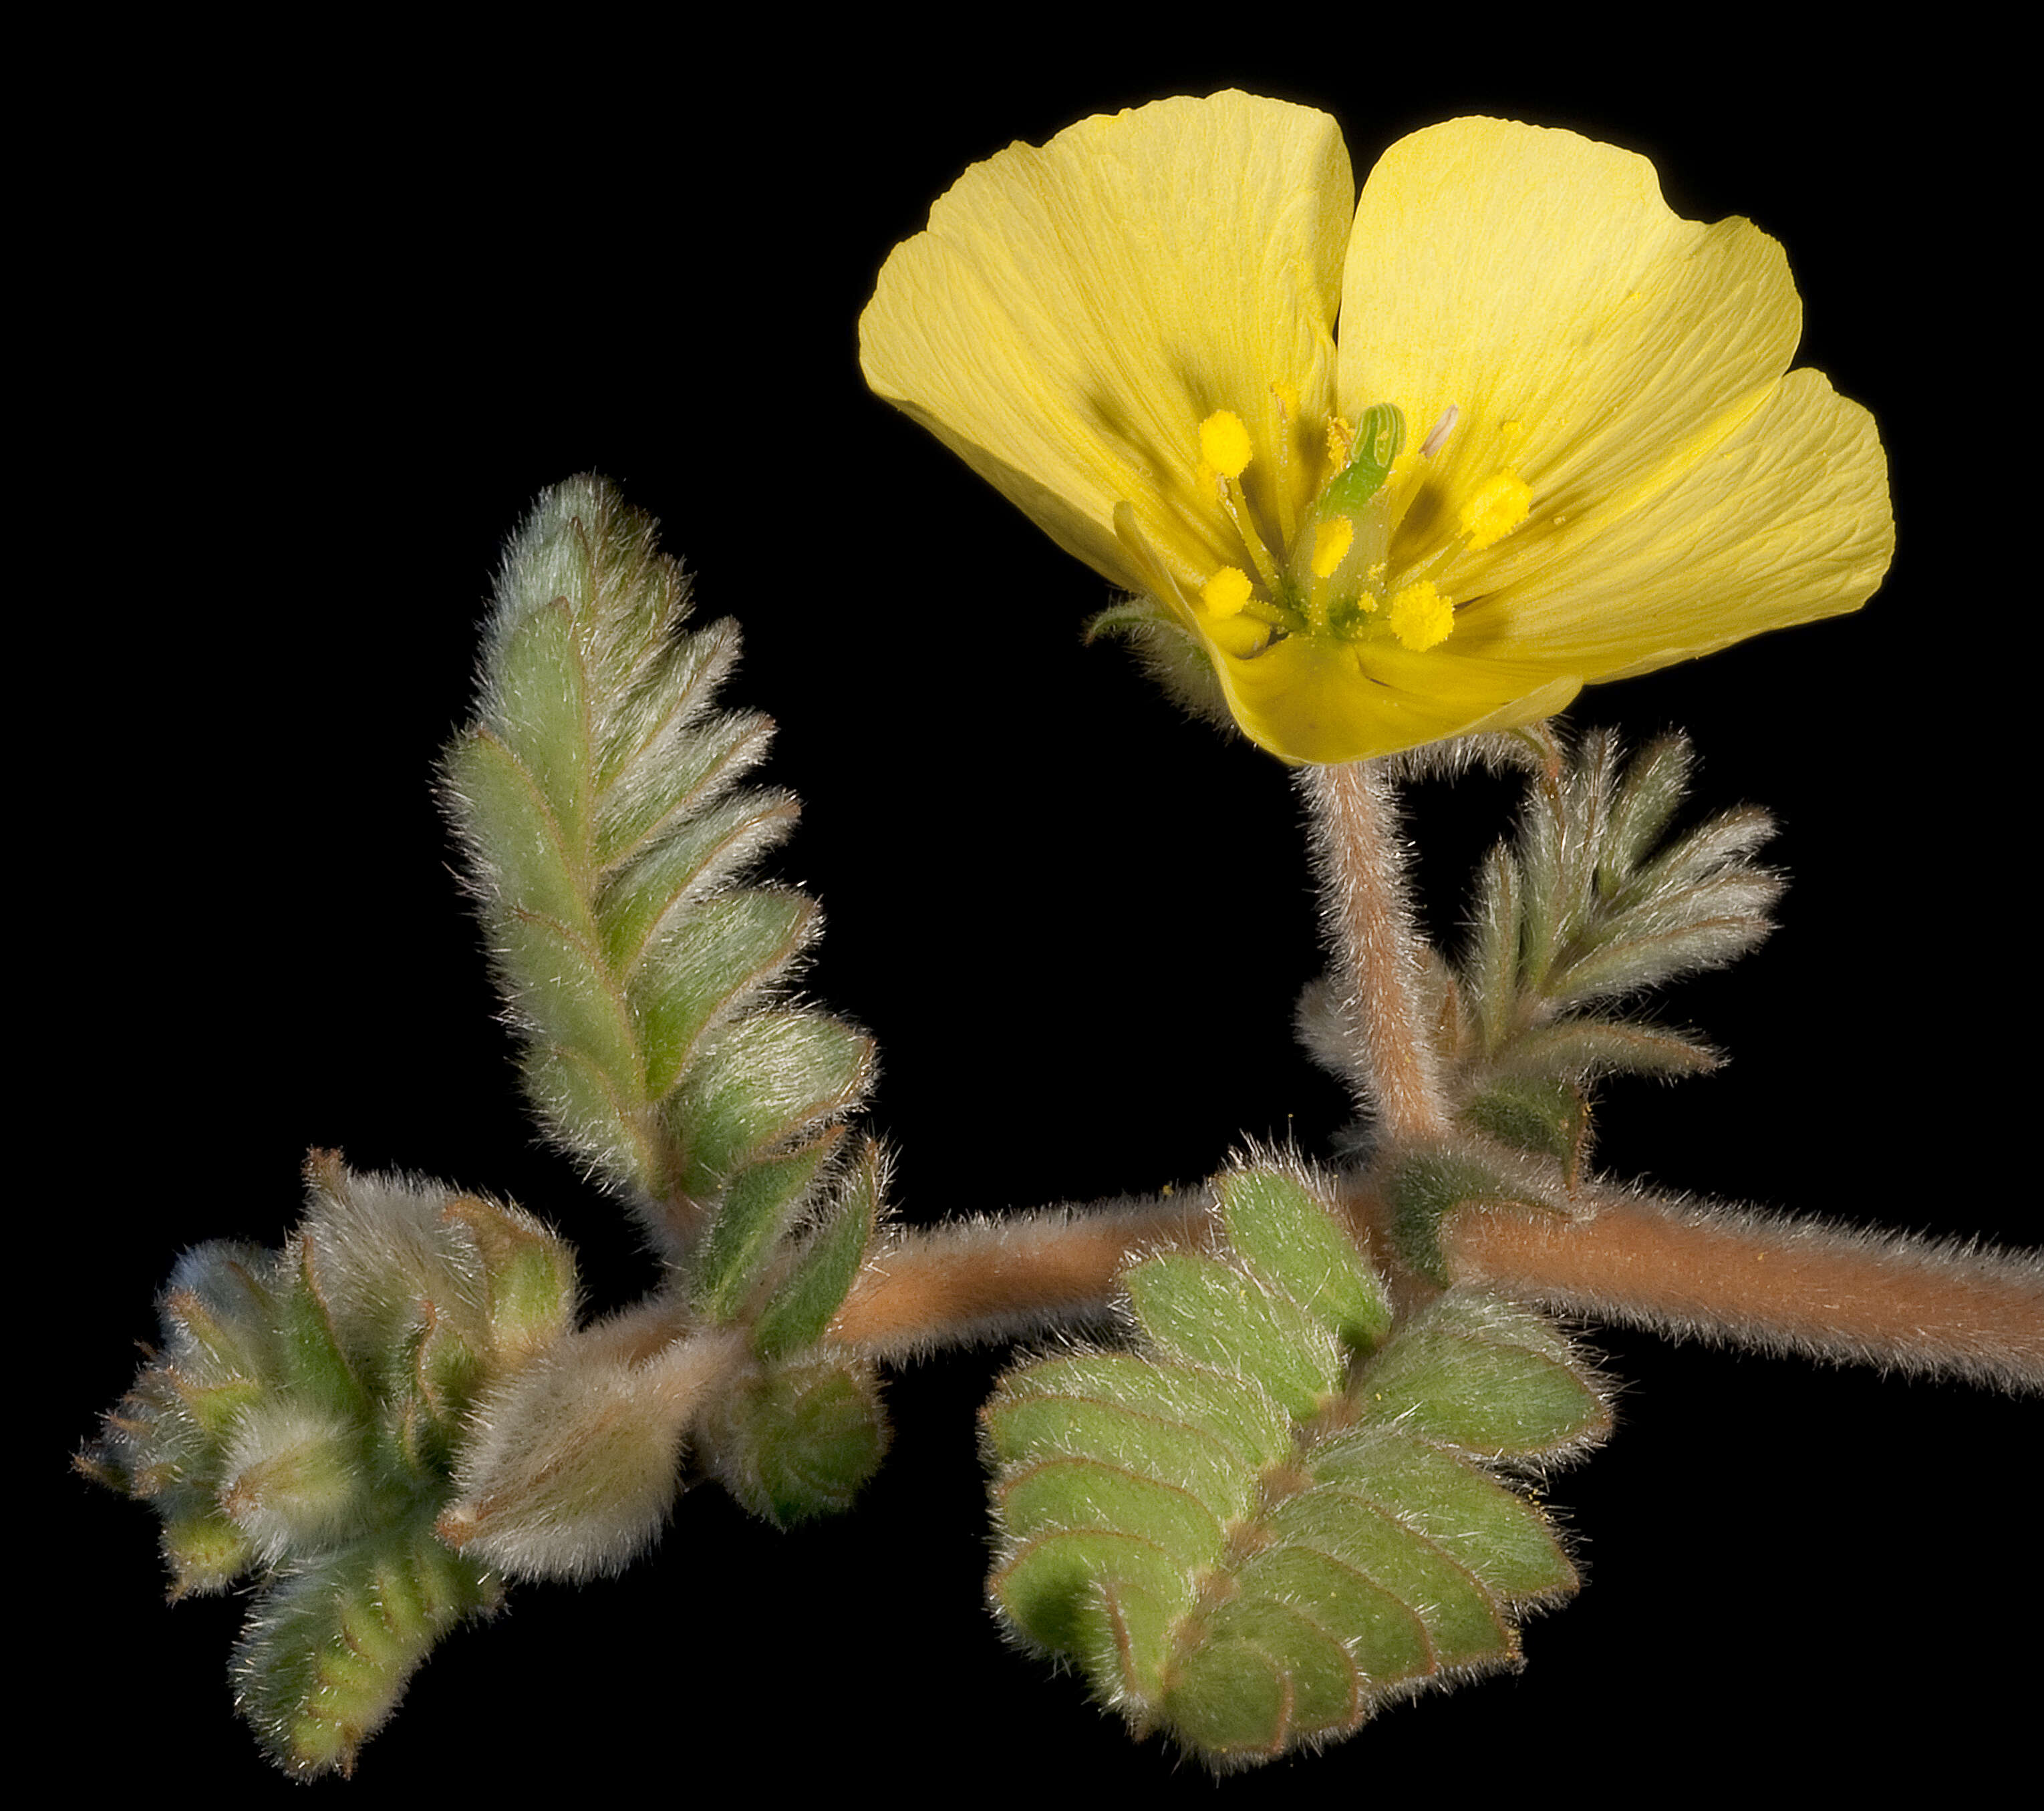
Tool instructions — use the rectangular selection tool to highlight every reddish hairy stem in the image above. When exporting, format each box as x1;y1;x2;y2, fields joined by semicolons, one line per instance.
1437;1188;2044;1393
815;1186;2039;1392
1301;762;1449;1140
829;1197;1214;1361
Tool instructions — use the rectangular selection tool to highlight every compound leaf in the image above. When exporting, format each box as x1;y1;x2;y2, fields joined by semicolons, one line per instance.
983;1162;1610;1768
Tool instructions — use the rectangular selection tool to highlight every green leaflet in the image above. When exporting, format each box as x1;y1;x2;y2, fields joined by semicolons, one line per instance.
752;1141;883;1362
693;1128;843;1323
233;1510;500;1782
440;478;877;1269
995;1350;1293;1466
1221;1166;1393;1352
660;1009;872;1203
1000;1530;1191;1665
1309;1428;1576;1600
984;1160;1608;1768
1002;1457;1227;1569
1123;1252;1344;1421
984;1393;1254;1526
1352;1293;1608;1459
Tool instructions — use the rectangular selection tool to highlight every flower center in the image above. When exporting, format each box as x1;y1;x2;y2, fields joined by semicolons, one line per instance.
1189;395;1530;661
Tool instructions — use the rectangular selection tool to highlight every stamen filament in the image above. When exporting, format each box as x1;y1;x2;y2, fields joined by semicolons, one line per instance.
1216;472;1282;595
1270;381;1302;549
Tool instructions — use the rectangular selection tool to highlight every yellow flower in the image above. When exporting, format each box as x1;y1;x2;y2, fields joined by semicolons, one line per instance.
859;93;1892;765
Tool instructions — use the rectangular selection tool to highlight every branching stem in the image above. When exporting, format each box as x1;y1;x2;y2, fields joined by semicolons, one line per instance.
818;1185;2042;1391
796;754;2042;1391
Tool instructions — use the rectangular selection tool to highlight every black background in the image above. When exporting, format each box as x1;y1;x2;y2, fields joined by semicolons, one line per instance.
49;27;2031;1794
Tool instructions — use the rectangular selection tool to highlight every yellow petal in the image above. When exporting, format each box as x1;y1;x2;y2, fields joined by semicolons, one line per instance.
1340;118;1804;582
859;92;1352;601
1463;367;1892;677
1213;634;1582;766
1335;114;1890;711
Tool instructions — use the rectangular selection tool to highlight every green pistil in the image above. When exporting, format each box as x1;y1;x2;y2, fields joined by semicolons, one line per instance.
1319;403;1406;516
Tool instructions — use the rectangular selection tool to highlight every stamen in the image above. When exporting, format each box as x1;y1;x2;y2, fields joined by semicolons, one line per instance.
1386;581;1454;651
1201;567;1253;619
1270;382;1302;546
1199;572;1274;657
1460;472;1532;550
1199;410;1253;478
1193;409;1280;593
1214;471;1281;595
1420;405;1459;459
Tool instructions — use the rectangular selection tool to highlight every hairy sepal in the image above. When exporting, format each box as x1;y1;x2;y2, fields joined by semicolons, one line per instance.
438;1323;746;1581
698;1353;890;1527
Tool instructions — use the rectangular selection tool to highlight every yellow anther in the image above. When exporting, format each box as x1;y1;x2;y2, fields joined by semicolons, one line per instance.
1199;410;1254;478
1325;416;1354;470
1311;516;1354;579
1460;472;1533;550
1270;380;1300;420
1387;581;1454;651
1201;566;1254;619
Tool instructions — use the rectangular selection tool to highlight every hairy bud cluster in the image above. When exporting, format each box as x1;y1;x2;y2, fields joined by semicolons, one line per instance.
80;1155;579;1778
